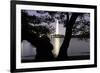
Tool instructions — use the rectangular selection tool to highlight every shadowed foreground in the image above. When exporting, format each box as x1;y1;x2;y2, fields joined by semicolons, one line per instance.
21;55;90;63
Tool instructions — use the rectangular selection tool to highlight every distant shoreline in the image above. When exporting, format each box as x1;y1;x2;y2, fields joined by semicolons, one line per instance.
50;34;89;38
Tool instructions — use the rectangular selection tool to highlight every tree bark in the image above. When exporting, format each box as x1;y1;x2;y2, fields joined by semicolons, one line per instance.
57;13;80;60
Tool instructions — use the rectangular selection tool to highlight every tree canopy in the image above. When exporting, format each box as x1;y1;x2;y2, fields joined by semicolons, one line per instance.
22;10;90;39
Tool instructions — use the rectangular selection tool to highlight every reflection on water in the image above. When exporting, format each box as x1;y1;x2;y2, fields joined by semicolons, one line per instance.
50;35;64;57
52;38;60;58
68;38;90;56
21;38;90;60
51;37;90;57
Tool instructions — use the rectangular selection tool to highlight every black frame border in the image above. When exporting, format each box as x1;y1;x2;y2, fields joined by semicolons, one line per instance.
10;1;97;72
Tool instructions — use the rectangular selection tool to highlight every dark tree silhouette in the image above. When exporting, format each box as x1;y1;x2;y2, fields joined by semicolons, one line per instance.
21;10;54;61
57;13;80;60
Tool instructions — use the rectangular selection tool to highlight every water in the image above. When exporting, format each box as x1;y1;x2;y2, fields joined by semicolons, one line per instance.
21;38;90;60
51;37;90;56
68;38;90;56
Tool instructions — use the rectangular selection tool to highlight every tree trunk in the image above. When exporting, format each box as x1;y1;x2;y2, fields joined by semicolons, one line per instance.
57;13;80;60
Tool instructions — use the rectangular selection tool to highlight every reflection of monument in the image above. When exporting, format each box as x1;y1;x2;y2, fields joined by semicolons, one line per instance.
55;19;59;34
52;19;64;58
